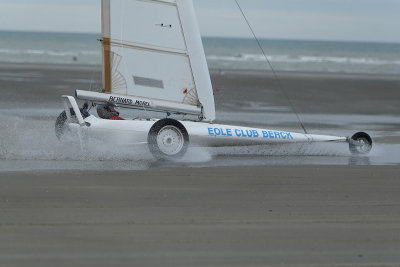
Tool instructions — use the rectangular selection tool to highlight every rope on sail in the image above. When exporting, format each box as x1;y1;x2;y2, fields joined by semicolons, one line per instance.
234;0;309;134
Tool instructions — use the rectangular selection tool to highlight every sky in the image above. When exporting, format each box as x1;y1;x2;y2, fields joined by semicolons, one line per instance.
0;0;399;43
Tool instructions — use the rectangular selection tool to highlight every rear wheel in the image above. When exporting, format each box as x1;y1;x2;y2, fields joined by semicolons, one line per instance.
349;132;372;155
55;108;88;141
148;119;189;160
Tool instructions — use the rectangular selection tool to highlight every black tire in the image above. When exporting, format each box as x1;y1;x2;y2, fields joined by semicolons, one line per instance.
147;119;189;160
55;108;88;141
349;132;372;155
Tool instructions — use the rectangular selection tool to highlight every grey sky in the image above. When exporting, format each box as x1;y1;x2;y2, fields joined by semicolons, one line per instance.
0;0;399;43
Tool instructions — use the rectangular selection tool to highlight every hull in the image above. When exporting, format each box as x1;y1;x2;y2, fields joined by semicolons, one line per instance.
69;116;347;147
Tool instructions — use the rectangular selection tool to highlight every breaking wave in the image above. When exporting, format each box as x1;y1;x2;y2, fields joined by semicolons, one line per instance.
0;48;100;57
207;54;400;66
0;48;101;65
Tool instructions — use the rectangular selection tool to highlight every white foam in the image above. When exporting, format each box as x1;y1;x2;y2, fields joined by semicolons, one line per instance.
207;53;400;66
0;48;100;57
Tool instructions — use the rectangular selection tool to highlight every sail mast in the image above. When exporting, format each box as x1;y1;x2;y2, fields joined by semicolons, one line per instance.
102;0;112;93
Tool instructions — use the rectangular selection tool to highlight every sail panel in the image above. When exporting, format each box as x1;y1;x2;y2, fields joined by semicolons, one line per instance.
102;0;215;121
110;0;186;51
110;45;196;104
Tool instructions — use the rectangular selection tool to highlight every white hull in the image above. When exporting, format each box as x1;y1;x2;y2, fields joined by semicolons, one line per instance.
69;115;347;147
60;95;372;158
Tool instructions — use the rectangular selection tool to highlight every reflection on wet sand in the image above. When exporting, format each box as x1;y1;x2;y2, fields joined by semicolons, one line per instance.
349;156;371;166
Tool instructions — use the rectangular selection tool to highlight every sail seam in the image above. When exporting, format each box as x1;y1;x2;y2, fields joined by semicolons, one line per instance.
137;0;176;7
109;40;188;56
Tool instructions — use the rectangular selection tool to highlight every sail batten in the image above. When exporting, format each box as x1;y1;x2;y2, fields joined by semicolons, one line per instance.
137;0;176;6
101;0;215;121
108;39;188;56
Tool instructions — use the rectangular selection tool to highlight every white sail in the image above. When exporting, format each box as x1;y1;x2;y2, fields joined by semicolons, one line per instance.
101;0;215;121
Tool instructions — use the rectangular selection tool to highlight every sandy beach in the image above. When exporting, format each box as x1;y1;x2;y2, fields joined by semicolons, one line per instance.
0;62;400;266
1;166;400;266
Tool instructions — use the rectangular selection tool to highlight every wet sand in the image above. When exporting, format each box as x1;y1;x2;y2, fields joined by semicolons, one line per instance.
1;63;400;266
1;166;400;266
1;62;400;116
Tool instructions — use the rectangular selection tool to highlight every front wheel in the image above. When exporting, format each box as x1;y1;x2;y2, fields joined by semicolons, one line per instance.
147;119;189;160
349;132;372;155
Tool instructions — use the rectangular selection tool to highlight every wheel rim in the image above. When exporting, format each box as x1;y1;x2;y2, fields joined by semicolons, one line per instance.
156;125;184;156
354;137;371;153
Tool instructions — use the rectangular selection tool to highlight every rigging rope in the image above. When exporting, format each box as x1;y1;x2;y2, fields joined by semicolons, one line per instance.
88;39;103;92
234;0;308;134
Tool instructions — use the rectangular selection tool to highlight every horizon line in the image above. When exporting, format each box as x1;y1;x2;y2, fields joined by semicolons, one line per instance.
0;29;399;45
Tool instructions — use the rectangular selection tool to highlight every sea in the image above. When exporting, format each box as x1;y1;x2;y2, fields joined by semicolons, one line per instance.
1;30;400;75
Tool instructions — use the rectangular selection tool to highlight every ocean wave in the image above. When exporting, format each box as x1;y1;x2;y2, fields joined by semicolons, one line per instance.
207;54;400;66
0;48;101;57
